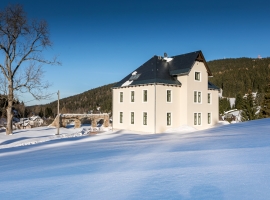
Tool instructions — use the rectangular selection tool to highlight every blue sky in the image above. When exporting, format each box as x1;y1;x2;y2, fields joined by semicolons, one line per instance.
1;0;270;106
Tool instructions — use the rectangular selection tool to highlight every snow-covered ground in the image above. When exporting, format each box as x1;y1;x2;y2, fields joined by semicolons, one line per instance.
0;119;270;199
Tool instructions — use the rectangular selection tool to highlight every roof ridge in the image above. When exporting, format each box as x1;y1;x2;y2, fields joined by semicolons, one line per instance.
171;50;202;58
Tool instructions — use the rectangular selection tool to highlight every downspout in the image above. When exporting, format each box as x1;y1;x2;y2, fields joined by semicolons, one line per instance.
154;56;157;134
112;88;114;131
154;83;156;134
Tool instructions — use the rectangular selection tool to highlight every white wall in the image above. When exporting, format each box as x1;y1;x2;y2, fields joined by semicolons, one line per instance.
155;85;181;133
113;84;184;133
113;85;155;133
178;61;219;130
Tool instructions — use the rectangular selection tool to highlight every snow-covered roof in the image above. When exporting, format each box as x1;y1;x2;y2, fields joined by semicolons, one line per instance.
29;115;41;121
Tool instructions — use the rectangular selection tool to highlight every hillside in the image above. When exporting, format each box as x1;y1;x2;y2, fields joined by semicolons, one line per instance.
26;57;270;116
27;83;115;117
208;57;270;97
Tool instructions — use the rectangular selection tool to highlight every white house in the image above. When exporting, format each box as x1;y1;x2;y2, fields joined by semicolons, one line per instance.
112;51;219;133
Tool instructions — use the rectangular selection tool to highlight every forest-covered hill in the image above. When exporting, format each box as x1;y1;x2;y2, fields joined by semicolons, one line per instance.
26;57;270;117
208;57;270;97
27;83;115;117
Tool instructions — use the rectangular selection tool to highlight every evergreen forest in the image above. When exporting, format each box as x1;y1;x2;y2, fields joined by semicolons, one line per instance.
26;83;115;117
208;57;270;97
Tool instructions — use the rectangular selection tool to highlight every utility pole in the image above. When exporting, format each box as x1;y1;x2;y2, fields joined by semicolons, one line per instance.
56;90;60;135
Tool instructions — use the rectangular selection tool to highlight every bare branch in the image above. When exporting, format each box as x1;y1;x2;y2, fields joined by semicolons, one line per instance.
0;74;8;95
13;63;52;101
0;4;60;134
0;44;9;55
0;64;8;79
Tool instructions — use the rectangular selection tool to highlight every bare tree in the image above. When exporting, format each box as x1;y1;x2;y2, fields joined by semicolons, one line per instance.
0;4;60;134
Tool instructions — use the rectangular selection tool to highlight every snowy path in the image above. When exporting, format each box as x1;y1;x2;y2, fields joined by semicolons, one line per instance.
0;119;270;199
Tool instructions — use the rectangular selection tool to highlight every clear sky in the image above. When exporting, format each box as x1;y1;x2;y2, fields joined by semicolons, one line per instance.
1;0;270;106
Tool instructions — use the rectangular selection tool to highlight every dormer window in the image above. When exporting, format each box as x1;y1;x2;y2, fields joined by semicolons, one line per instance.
129;71;141;81
129;74;141;81
195;72;200;81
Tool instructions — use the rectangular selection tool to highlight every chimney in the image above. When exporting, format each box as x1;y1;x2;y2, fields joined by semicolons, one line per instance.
164;52;167;58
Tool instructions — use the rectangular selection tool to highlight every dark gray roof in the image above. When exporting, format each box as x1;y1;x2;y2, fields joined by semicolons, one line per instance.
208;81;220;91
113;50;213;88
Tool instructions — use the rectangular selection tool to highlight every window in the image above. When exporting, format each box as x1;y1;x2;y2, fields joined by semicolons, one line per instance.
194;113;201;125
129;73;141;81
198;92;201;103
208;93;211;103
194;91;202;103
131;112;134;124
167;113;171;126
208;113;211;124
143;112;147;125
167;90;171;102
198;113;201;125
120;112;123;123
195;72;200;81
143;90;147;102
131;91;134;102
120;92;123;102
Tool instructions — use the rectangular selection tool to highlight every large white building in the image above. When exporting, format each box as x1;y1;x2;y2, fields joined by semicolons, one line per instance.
112;51;219;133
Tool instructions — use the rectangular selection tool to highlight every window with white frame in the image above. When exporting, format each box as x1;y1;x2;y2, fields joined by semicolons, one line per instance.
194;91;202;103
143;90;147;102
167;113;171;126
120;92;123;102
120;112;123;123
131;112;134;124
208;113;211;124
208;93;211;104
198;92;201;103
143;112;147;125
167;90;171;102
194;113;201;125
131;91;134;102
195;72;201;81
194;113;197;125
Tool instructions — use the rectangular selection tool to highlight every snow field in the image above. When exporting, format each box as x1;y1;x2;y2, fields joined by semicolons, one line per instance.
0;119;270;199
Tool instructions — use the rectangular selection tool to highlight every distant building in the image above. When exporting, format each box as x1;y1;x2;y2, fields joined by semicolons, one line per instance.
112;51;219;133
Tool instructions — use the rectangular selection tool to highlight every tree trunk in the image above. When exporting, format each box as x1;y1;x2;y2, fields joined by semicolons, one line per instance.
6;81;14;135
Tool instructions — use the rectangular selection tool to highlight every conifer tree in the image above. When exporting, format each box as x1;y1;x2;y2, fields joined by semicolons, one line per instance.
235;93;243;110
260;83;270;118
241;90;259;121
39;109;44;118
45;107;53;118
219;97;231;114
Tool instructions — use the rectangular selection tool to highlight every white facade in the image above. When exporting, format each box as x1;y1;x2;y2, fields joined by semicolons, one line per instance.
112;53;219;133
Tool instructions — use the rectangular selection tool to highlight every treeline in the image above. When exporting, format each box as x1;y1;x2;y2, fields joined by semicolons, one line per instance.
219;85;270;120
27;83;115;117
209;57;270;120
0;95;26;118
208;57;270;97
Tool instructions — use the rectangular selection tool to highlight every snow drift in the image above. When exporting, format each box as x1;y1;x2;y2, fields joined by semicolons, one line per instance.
0;119;270;199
